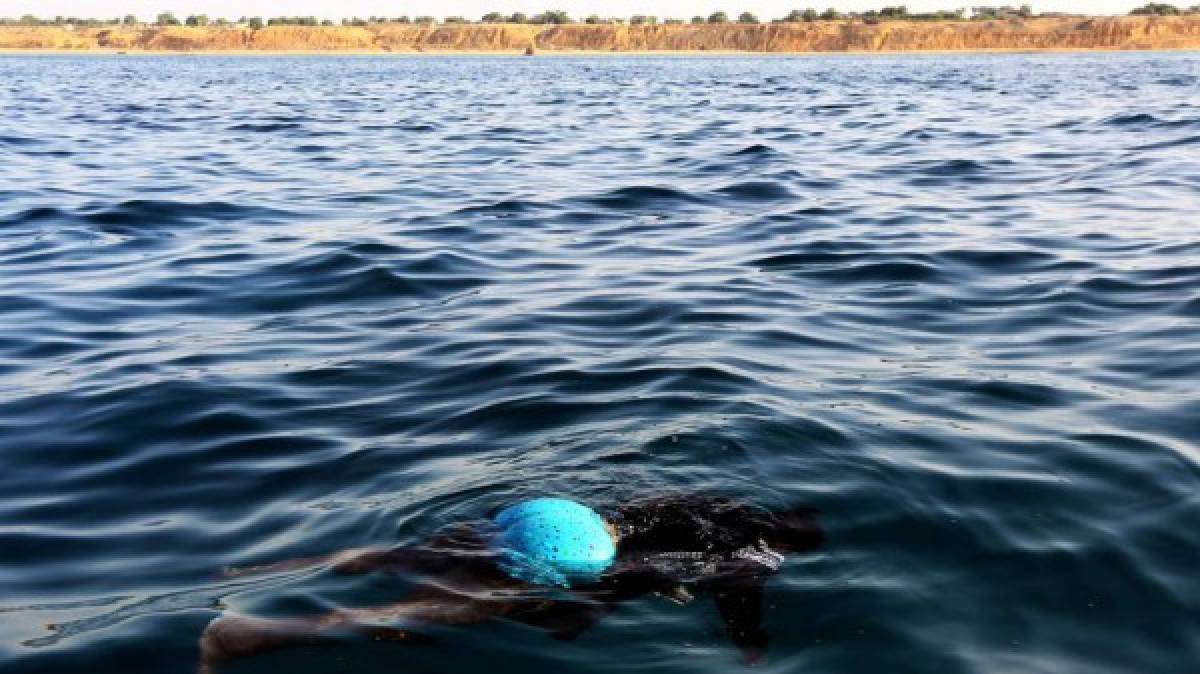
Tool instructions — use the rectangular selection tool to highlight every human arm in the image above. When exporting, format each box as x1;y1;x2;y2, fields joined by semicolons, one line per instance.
220;546;401;578
711;575;770;664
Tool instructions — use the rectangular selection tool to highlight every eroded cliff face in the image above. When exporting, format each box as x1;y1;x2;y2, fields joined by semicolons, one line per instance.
3;17;1200;52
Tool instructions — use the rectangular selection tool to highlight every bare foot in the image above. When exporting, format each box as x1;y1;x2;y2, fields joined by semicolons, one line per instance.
198;613;332;672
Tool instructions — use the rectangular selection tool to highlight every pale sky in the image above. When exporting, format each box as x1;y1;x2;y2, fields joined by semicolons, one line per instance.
0;1;1150;21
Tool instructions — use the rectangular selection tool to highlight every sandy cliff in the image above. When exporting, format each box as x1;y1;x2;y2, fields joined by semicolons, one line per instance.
3;16;1200;52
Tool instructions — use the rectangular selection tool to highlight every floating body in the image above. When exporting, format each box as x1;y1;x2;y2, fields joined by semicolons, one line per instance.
201;493;822;671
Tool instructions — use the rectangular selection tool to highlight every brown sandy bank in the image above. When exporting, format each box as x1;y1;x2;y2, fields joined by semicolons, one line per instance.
2;17;1200;53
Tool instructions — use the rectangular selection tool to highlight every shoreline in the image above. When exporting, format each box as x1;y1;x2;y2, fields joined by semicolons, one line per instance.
4;17;1200;54
4;46;1199;56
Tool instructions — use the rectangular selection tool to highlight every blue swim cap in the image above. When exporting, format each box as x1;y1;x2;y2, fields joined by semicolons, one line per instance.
493;498;616;587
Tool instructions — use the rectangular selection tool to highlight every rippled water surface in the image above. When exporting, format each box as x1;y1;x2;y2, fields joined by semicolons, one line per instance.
2;53;1198;673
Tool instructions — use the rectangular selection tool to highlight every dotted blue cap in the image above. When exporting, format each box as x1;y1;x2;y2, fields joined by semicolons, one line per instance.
493;498;616;587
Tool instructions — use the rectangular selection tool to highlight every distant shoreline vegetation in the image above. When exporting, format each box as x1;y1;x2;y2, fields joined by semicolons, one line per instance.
5;7;1199;54
4;4;1199;28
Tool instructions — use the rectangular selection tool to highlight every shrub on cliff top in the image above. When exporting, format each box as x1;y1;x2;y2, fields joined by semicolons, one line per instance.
1130;2;1181;14
266;16;319;26
531;10;572;24
784;8;821;21
971;5;1033;19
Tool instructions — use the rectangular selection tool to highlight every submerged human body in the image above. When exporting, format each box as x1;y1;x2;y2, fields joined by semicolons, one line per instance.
199;494;821;672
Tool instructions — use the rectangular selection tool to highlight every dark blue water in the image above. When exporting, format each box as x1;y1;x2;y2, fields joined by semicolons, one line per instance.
1;53;1198;674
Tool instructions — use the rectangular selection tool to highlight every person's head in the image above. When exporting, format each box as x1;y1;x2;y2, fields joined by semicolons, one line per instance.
761;506;823;553
493;498;617;587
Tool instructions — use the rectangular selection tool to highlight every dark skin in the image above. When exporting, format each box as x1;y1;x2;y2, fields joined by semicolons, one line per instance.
198;495;822;673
